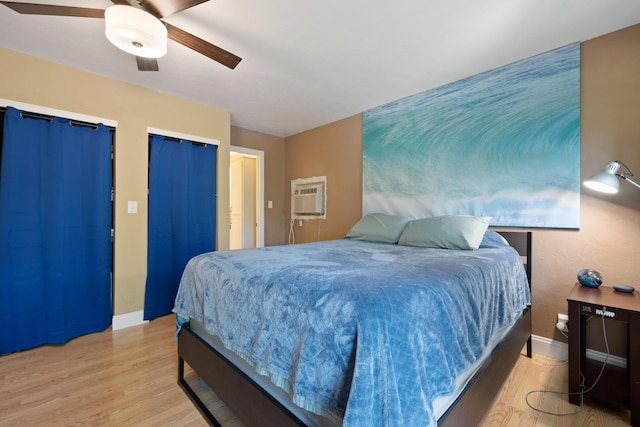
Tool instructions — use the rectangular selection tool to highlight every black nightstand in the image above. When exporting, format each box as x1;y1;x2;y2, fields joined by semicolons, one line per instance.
567;283;640;426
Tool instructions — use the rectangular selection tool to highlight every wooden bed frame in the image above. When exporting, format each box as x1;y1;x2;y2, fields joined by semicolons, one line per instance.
177;231;532;427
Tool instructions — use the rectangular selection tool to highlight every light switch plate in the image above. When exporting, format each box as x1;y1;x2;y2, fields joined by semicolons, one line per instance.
128;200;138;214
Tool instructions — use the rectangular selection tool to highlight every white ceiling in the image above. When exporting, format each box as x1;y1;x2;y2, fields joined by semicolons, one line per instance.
1;0;639;137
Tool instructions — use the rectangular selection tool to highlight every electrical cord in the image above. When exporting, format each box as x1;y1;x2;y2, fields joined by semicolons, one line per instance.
525;307;611;416
288;218;295;245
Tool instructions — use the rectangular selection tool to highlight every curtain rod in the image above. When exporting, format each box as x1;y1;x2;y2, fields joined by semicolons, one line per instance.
0;106;115;132
157;134;207;147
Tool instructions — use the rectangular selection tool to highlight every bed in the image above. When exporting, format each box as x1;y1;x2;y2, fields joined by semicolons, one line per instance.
174;221;532;427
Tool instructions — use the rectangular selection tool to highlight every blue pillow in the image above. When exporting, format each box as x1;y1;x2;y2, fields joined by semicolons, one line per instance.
479;229;509;248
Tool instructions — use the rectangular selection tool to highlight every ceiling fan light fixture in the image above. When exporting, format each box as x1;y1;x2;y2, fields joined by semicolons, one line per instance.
105;5;167;58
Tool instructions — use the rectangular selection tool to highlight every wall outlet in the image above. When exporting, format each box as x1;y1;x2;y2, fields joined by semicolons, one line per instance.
556;313;569;333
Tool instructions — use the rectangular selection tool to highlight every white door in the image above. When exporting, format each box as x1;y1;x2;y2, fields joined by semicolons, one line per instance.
230;155;256;249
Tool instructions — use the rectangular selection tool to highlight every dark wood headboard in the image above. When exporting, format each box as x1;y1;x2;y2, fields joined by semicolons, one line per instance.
497;231;532;287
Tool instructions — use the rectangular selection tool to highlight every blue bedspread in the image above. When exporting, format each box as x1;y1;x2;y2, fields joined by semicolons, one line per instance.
173;232;530;426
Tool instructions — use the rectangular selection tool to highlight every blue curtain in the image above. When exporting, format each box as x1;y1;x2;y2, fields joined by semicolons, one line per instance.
0;107;113;354
144;134;217;320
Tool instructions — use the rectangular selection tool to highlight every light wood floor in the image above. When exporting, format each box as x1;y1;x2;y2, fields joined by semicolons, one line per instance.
0;315;631;426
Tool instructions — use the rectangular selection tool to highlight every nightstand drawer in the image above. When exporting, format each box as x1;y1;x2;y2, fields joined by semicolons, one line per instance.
576;303;632;322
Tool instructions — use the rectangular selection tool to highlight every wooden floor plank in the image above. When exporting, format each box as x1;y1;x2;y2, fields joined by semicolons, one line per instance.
0;315;631;426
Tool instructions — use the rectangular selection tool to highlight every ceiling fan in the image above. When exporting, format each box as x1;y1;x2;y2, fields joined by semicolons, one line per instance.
0;0;242;71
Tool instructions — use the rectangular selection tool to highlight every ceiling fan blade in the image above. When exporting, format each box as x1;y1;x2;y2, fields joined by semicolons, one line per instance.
137;0;209;18
0;2;104;18
166;22;241;70
136;57;159;71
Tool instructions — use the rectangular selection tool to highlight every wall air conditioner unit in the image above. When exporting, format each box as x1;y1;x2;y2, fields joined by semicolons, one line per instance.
291;176;326;219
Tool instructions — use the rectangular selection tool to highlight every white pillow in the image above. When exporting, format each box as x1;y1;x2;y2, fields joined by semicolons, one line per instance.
398;215;490;250
346;213;411;244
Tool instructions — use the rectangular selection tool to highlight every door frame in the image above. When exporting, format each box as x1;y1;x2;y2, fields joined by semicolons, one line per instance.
230;146;264;248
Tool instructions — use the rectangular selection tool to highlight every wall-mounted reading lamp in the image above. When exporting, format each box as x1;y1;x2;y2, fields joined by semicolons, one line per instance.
583;161;640;194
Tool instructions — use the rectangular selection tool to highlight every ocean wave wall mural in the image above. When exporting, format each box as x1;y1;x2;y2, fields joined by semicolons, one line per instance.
363;43;580;228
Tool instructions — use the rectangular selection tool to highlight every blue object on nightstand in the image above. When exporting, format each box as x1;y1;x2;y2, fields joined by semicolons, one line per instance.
577;269;603;288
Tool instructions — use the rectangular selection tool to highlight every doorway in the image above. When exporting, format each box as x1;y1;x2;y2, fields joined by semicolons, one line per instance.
230;146;264;249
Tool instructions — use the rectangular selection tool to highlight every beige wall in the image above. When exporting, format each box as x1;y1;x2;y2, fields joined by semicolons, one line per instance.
231;116;364;247
283;24;640;347
231;126;286;246
0;47;231;316
285;115;363;243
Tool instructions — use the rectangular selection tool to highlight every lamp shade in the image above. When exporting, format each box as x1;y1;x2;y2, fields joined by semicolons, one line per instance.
583;162;621;194
105;5;167;58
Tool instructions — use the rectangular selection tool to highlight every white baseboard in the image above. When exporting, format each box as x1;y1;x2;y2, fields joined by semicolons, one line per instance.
112;310;148;330
531;334;568;361
531;334;626;368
